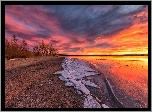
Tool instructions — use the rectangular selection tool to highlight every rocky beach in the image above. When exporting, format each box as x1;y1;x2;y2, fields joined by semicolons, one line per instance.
5;56;84;108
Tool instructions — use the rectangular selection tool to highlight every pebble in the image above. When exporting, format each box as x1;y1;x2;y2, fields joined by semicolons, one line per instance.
31;70;36;72
10;59;15;60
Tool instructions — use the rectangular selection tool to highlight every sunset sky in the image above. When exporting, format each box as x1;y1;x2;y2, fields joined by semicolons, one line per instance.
5;5;148;55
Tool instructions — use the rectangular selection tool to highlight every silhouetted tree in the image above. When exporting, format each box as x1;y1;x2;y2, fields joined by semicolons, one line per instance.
5;34;59;58
33;45;40;56
5;39;11;58
33;41;58;56
5;34;31;59
49;44;58;56
20;39;29;58
9;34;20;58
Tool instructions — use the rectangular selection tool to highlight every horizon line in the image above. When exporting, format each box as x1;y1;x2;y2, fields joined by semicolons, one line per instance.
58;54;148;56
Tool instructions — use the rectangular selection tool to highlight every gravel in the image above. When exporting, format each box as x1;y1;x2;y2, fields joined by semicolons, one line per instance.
5;56;84;108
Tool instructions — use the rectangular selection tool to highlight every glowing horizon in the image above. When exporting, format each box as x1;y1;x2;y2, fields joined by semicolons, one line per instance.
5;5;148;55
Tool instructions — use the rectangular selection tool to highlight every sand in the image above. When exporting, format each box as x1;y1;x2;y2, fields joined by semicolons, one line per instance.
5;56;84;108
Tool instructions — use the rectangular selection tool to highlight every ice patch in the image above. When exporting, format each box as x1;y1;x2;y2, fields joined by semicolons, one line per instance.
81;79;99;88
102;104;109;108
77;90;82;95
53;57;101;108
65;81;74;87
84;95;101;108
59;75;66;81
105;77;123;106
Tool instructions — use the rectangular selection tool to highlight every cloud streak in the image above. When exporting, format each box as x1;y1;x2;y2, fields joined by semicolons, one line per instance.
5;5;148;54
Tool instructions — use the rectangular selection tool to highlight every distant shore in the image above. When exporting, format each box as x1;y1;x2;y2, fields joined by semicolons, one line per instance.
5;56;84;108
58;54;148;56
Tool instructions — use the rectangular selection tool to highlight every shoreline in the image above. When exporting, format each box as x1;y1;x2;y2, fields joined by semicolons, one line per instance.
53;57;125;108
69;56;148;108
5;56;146;108
5;56;84;108
80;59;124;108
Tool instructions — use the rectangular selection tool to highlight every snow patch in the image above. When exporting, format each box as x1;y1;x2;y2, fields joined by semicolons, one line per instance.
102;104;109;108
81;79;99;88
77;90;82;95
84;95;101;108
53;57;101;108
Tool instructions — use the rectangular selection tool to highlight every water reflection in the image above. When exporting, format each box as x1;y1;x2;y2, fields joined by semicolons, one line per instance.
68;56;148;108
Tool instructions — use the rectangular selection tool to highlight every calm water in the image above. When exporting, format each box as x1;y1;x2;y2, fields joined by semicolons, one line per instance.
68;56;148;108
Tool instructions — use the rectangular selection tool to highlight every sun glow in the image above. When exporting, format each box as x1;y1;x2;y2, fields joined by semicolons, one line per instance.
88;53;94;55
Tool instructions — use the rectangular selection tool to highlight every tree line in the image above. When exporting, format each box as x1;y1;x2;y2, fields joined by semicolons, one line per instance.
5;34;58;59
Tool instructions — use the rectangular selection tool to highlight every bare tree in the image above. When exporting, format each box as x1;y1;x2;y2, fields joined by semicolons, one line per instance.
20;39;29;58
49;44;58;56
10;34;20;58
5;34;31;59
33;45;40;56
33;41;58;56
5;39;10;58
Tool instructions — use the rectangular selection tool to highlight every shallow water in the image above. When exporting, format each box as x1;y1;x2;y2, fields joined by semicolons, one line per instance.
68;56;148;108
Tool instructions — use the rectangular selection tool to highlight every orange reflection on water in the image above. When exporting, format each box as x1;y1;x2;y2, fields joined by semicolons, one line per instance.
71;56;148;98
69;56;148;90
110;59;147;85
68;56;148;107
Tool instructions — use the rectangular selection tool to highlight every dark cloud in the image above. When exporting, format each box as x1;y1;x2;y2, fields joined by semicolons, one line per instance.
6;5;147;40
6;30;33;40
60;43;72;50
95;43;113;48
5;24;51;39
117;5;146;15
5;5;57;39
46;5;147;41
34;29;51;38
93;42;120;49
5;5;148;53
5;24;12;31
138;16;148;23
67;47;81;52
50;40;60;44
70;37;86;44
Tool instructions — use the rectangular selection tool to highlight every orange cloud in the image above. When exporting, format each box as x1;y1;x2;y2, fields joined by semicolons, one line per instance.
5;5;148;55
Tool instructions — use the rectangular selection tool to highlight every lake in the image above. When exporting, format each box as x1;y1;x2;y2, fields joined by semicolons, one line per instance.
68;56;148;108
